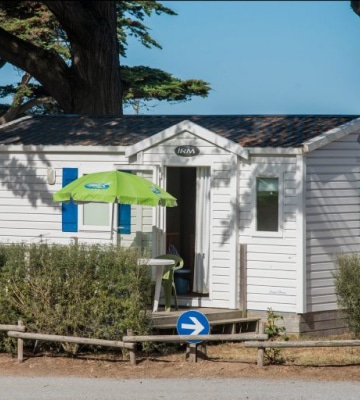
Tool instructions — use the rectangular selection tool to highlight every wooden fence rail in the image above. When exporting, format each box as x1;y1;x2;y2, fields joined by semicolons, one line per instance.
7;330;136;366
245;340;360;367
123;332;269;362
123;333;268;343
0;321;25;361
8;321;359;368
0;323;25;332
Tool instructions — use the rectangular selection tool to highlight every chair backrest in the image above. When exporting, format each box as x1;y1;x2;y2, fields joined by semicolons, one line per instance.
155;254;184;280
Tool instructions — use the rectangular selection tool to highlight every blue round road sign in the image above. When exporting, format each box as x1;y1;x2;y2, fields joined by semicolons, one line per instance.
176;310;210;344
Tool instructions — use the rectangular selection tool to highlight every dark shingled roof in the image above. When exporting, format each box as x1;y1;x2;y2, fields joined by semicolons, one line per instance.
0;114;358;148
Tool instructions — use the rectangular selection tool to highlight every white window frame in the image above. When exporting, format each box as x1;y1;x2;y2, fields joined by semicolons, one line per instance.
78;168;113;232
251;165;284;238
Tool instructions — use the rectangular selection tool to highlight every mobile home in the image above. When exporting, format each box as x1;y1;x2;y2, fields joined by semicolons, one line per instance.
1;114;360;334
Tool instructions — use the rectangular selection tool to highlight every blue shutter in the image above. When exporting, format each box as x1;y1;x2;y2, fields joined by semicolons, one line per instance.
118;170;131;234
62;168;78;232
118;204;131;234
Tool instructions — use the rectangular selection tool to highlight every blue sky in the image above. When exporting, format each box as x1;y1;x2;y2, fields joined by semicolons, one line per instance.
124;1;360;115
1;1;360;116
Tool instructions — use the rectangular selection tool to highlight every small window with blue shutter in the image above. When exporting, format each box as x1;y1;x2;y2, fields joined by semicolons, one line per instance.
62;168;78;232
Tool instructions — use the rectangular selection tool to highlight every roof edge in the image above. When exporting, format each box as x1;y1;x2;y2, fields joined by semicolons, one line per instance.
0;144;127;153
303;117;360;153
125;119;249;159
0;115;33;131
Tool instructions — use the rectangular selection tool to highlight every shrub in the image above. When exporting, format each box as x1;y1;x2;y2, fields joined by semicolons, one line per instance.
334;253;360;337
264;308;288;364
0;243;152;353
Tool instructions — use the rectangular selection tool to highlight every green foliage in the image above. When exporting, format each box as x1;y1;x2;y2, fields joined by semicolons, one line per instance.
334;253;360;337
0;243;152;354
0;1;69;57
122;66;210;104
264;308;288;364
116;1;177;57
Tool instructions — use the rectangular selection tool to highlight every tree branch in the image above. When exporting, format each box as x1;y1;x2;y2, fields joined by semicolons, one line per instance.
0;96;54;125
0;26;72;111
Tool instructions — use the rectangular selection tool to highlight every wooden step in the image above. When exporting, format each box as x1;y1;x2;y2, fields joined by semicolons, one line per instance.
151;309;244;326
152;317;261;335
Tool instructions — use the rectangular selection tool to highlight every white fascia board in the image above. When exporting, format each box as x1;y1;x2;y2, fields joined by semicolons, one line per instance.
0;145;127;154
303;117;360;153
249;147;303;155
125;119;249;160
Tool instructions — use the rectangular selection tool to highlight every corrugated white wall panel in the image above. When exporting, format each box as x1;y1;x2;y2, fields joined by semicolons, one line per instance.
0;151;139;245
306;131;360;312
239;155;299;312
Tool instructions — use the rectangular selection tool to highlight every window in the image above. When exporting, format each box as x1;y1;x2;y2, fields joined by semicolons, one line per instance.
79;170;131;233
77;170;112;231
256;177;279;232
83;202;110;227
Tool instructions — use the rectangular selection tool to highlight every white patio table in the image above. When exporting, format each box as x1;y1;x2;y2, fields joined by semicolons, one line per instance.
138;258;175;312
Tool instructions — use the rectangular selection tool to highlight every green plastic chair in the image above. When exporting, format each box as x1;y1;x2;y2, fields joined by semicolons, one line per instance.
155;254;184;312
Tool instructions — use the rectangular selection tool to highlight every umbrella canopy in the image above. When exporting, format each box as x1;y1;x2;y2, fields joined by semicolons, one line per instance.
52;170;177;207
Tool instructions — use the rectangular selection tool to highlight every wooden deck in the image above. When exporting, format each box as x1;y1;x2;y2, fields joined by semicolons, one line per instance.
151;308;261;334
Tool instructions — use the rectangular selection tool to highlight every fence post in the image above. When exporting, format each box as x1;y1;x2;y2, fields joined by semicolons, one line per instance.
17;320;24;362
127;329;136;366
197;343;207;360
186;343;197;362
257;321;265;367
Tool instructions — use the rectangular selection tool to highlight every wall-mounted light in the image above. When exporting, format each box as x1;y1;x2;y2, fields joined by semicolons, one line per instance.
47;167;56;185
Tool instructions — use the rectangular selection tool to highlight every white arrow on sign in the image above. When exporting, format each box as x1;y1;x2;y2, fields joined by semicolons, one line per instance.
181;316;205;335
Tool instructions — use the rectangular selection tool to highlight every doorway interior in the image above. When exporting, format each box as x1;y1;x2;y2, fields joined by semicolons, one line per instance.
166;167;196;293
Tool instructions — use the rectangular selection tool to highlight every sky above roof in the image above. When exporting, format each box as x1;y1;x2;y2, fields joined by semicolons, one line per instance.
124;1;360;115
0;1;360;117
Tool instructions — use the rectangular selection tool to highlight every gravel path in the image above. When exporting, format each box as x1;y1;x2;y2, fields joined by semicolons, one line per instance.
1;377;360;400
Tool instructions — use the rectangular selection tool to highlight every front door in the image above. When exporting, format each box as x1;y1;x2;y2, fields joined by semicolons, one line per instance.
166;166;211;295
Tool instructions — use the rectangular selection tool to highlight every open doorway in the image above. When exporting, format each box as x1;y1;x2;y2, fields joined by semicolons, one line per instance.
166;167;196;293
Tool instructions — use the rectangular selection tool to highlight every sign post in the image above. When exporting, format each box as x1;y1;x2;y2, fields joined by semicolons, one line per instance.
176;310;210;362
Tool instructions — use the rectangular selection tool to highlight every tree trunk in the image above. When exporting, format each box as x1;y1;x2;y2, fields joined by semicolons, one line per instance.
44;1;123;115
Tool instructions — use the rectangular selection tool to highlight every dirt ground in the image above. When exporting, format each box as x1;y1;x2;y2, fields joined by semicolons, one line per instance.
1;343;360;381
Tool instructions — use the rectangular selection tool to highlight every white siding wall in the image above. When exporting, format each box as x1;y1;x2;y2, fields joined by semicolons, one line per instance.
140;131;237;308
0;150;144;245
239;155;299;313
306;132;360;312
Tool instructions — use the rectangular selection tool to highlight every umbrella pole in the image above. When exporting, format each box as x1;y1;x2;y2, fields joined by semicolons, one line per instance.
111;202;116;244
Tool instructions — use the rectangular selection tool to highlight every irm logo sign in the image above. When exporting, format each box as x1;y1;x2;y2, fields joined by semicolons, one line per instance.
174;145;200;157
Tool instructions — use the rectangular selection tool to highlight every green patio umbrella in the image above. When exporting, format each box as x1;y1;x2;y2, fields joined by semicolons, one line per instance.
52;170;177;207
